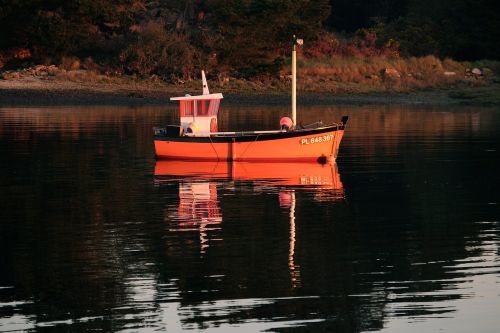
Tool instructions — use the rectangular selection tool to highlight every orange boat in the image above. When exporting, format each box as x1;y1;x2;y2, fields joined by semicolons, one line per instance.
154;81;347;162
154;38;348;163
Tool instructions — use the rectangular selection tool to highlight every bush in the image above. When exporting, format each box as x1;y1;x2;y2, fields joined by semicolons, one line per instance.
120;21;196;80
304;31;399;59
60;56;81;70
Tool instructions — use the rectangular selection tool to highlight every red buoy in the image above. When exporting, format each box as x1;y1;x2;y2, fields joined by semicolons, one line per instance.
280;117;293;130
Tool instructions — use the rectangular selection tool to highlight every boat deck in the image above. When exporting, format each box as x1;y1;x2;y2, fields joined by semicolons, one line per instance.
154;122;346;141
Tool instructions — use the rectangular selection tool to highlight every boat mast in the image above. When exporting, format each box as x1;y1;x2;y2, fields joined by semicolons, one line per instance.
292;36;303;127
202;70;210;95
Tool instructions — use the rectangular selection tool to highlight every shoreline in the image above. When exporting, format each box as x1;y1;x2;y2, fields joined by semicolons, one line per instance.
0;77;498;107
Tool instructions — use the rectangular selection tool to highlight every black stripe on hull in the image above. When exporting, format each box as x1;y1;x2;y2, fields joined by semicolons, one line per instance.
154;124;345;143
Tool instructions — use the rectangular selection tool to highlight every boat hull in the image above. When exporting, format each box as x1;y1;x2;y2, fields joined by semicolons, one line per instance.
154;124;345;162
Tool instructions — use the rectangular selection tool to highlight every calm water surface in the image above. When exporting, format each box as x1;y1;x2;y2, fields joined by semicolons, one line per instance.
0;104;499;332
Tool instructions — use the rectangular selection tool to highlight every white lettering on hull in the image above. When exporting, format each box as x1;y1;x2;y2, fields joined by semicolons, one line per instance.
300;134;334;145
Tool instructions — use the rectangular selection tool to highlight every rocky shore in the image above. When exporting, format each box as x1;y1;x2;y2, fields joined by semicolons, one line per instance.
1;66;499;107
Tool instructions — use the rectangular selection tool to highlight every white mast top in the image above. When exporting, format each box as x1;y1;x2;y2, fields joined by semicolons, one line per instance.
170;70;223;101
202;70;210;95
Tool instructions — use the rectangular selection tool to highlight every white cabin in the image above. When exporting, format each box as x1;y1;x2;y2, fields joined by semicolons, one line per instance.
170;71;223;136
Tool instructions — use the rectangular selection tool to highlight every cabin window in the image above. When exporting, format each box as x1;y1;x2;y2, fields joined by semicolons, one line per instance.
180;99;218;116
180;101;193;116
198;100;208;115
194;100;208;116
179;101;184;116
208;100;220;116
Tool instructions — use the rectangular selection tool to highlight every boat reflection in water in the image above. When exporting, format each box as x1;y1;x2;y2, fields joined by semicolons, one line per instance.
154;161;344;286
154;160;344;188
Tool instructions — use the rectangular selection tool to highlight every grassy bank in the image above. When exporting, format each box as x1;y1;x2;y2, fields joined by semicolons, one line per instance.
1;55;499;106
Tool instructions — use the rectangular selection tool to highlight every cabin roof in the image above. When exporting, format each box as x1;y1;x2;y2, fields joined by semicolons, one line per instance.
170;93;223;101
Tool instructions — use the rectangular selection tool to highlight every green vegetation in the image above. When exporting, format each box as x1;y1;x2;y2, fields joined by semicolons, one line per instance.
0;0;331;78
0;0;499;84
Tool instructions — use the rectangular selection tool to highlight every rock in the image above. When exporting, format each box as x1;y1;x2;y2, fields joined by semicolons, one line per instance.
471;68;482;75
47;66;59;76
34;65;46;72
465;68;485;79
444;71;456;76
1;71;21;80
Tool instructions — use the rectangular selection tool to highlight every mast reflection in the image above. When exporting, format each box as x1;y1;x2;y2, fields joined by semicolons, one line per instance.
154;161;345;285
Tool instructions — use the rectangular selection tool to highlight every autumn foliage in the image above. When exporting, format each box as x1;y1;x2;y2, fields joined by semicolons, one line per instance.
0;0;498;80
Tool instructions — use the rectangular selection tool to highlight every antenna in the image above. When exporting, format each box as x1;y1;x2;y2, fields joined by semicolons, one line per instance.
202;70;210;95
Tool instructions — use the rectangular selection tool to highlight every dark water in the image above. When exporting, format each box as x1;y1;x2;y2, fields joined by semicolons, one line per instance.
0;104;499;332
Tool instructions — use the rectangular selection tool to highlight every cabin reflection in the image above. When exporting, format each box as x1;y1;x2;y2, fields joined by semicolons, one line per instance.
174;182;222;255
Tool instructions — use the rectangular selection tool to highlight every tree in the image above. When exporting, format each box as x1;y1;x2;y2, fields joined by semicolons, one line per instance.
205;0;330;76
